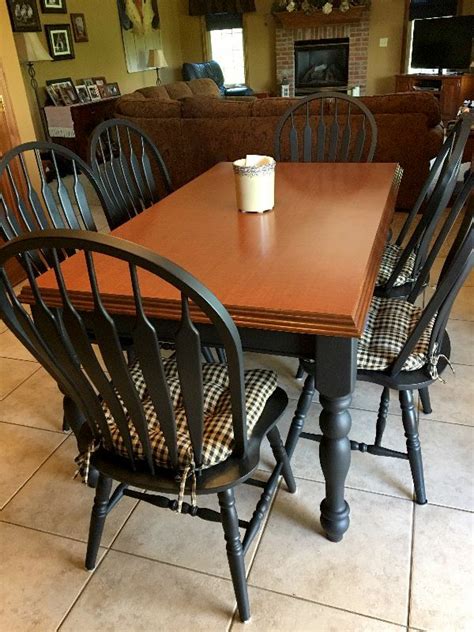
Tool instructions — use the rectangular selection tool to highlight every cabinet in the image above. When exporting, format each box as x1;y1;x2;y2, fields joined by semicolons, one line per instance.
395;74;474;122
44;97;119;161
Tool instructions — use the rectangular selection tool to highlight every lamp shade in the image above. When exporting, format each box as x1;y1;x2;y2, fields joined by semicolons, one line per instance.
18;33;52;63
147;49;168;69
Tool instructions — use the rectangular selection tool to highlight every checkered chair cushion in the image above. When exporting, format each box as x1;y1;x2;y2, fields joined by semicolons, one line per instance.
376;243;416;288
101;359;277;470
357;297;434;372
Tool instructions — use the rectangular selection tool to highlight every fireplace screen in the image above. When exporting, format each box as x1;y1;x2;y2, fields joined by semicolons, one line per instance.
294;38;349;95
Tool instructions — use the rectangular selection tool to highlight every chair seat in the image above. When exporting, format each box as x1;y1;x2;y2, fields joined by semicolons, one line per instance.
357;297;434;372
376;243;416;288
102;359;277;470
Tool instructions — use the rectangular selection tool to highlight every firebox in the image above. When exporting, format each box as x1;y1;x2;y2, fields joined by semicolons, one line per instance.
294;38;349;96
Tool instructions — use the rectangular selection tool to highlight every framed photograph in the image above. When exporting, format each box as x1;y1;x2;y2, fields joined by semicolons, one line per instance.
59;86;78;106
92;76;107;88
6;0;41;32
87;85;101;102
70;13;88;42
97;85;109;99
78;78;95;87
106;82;121;98
46;77;78;105
40;0;67;13
45;85;63;106
44;24;75;61
75;84;91;104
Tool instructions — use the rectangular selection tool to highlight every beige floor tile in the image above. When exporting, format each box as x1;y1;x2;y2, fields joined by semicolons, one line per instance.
446;319;474;366
0;318;7;334
259;404;414;501
112;470;275;579
351;380;407;416
410;504;474;631
1;437;138;544
421;363;474;426
245;352;304;400
0;522;98;632
0;367;64;432
232;586;404;631
0;357;39;400
0;421;65;509
419;418;474;512
426;286;474;322
60;550;235;631
249;480;412;625
0;330;36;362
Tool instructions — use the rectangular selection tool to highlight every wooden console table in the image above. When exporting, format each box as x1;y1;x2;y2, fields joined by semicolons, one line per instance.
395;73;474;123
44;97;119;161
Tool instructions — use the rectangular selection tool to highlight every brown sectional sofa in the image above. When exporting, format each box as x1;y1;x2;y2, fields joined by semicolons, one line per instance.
114;82;444;210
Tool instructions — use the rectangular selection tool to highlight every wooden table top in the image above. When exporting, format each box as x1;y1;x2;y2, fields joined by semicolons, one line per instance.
31;162;401;338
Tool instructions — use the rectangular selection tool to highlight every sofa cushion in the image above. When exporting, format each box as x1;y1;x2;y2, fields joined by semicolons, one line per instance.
187;78;221;97
181;95;254;118
361;93;441;128
137;85;173;100
115;97;182;119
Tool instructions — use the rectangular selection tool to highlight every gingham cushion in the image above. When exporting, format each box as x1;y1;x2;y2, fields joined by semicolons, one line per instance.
376;243;416;288
357;297;434;372
101;359;277;470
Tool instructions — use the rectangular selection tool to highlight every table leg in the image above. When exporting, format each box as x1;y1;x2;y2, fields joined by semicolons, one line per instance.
315;336;357;542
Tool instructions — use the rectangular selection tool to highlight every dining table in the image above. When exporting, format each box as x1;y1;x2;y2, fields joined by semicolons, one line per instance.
22;161;402;542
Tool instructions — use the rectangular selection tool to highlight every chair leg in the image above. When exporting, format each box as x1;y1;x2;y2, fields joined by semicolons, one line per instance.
295;360;305;380
85;473;113;570
419;387;432;415
374;386;390;446
267;426;296;493
218;488;250;623
399;390;427;505
285;374;315;458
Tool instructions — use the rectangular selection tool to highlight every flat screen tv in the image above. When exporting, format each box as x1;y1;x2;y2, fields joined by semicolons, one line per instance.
411;16;474;72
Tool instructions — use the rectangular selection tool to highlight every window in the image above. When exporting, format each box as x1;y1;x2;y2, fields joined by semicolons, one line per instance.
206;13;246;86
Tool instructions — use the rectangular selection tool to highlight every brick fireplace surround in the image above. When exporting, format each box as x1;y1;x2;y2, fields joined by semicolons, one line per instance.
275;10;370;96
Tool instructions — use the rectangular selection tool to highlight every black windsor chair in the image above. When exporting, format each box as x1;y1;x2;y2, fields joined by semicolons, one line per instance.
288;203;473;506
0;141;116;443
0;229;295;623
374;114;472;299
89;118;173;230
274;91;378;164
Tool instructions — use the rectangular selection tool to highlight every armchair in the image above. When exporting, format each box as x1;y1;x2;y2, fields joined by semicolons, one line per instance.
182;60;253;97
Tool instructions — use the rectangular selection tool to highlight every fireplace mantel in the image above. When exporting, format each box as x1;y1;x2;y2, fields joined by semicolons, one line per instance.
273;7;365;29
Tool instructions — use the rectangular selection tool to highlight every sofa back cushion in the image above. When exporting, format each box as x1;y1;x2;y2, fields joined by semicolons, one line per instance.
115;97;182;119
181;96;254;118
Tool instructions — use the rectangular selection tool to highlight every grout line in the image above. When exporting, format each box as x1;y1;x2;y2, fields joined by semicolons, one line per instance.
0;517;91;546
406;501;416;629
0;433;69;511
0;365;42;402
0;418;67;435
0;354;38;364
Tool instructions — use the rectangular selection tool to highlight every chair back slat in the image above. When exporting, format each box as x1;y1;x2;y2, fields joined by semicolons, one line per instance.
19;152;50;230
396;117;469;245
175;295;205;467
84;251;155;472
274;92;377;165
89;119;173;229
408;173;473;302
390;218;473;377
0;230;249;477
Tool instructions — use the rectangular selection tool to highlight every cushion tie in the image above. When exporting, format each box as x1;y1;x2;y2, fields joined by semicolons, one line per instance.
74;440;100;484
176;459;198;514
428;342;455;383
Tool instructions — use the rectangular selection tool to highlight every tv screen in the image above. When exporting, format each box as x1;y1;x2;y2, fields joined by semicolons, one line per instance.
409;0;457;20
411;16;474;71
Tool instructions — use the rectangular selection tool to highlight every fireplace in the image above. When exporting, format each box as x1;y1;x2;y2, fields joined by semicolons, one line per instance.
294;38;349;96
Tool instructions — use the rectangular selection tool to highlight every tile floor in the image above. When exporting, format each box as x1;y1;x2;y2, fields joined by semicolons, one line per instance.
0;211;472;631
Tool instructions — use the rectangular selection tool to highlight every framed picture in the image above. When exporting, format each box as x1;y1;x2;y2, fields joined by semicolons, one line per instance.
70;13;88;42
87;85;101;102
45;85;63;106
106;82;121;98
44;24;75;60
40;0;67;13
78;78;95;87
46;77;78;105
75;84;91;104
92;76;107;87
6;0;41;32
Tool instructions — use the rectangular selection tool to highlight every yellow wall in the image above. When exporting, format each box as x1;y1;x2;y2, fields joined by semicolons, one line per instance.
460;0;474;14
0;2;36;143
366;0;406;95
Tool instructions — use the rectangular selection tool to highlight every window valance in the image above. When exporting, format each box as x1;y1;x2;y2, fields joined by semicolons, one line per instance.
189;1;256;16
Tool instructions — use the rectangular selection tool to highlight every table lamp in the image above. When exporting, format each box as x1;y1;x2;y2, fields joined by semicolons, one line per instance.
147;49;168;85
17;33;52;139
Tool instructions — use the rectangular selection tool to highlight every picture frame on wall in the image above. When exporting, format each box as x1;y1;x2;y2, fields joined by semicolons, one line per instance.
44;24;75;61
40;0;67;14
6;0;41;32
70;13;88;43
